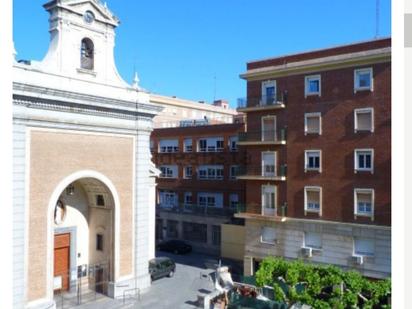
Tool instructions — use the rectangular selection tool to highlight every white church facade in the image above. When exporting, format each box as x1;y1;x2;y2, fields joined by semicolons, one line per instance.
13;0;161;308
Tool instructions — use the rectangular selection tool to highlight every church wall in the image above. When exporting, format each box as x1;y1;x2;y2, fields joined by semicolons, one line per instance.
27;129;135;301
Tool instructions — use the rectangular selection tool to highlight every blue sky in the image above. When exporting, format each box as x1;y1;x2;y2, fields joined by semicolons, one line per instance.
13;0;391;108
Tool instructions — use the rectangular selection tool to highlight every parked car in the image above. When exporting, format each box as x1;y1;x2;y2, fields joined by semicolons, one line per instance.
149;257;176;282
156;239;192;254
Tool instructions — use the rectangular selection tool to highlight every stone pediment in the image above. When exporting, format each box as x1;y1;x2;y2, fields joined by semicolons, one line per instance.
45;0;119;26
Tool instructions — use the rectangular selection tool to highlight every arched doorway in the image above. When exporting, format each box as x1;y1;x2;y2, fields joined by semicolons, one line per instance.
47;171;120;299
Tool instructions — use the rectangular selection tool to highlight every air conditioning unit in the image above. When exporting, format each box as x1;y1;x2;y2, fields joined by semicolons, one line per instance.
301;246;313;258
352;255;364;265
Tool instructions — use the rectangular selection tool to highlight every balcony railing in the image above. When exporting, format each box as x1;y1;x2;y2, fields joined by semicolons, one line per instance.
234;203;287;217
238;128;287;144
237;91;288;109
157;203;236;217
236;164;287;179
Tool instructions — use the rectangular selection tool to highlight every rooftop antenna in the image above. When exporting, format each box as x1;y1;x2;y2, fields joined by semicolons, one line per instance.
375;0;380;38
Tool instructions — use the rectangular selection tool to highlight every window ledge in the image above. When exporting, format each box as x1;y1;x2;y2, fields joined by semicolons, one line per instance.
354;169;373;174
354;87;372;93
305;93;321;97
77;68;97;76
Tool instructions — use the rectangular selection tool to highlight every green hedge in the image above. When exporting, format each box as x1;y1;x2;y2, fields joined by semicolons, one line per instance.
255;257;391;309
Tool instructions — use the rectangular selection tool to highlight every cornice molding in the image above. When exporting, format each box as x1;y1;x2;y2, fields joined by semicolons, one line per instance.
240;47;391;81
13;82;162;114
13;96;154;122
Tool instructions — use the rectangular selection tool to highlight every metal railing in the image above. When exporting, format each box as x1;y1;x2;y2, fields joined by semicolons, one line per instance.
54;261;111;309
157;203;236;217
238;128;287;143
236;164;287;178
234;203;287;217
237;91;288;109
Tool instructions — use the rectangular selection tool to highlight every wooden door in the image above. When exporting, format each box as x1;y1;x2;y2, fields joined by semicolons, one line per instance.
54;233;70;291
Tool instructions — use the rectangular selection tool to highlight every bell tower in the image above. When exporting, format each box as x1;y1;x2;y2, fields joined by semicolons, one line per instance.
41;0;127;87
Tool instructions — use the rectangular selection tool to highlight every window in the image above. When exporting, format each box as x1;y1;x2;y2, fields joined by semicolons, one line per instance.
304;113;322;135
198;165;224;180
96;234;103;251
354;238;375;257
183;222;207;243
198;192;223;208
262;185;276;216
184;192;193;205
184;166;192;179
305;150;321;172
304;232;322;249
262;116;276;141
229;136;238;152
261;80;277;105
229;193;239;208
354;189;374;218
184;138;192;152
159;139;179;153
262;152;276;177
197;137;224;152
150;140;154;152
354;108;374;132
304;187;322;215
160;165;178;178
354;68;373;92
80;38;94;70
304;75;321;97
261;227;276;244
96;194;105;206
212;225;221;246
354;149;373;173
159;190;178;208
167;220;179;238
230;165;239;180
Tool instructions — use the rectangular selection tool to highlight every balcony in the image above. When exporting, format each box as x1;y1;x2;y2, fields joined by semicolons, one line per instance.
157;203;235;217
236;164;287;181
234;203;287;221
237;92;287;112
238;128;287;146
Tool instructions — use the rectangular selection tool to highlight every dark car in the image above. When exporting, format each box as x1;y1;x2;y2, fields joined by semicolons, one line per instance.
149;257;176;282
156;239;192;254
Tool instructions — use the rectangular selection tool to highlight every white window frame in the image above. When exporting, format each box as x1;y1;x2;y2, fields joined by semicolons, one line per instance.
303;232;322;250
304;74;321;97
184;166;193;179
304;150;322;172
304;186;322;216
197;165;224;180
229;136;238;152
261;185;277;216
261;80;277;106
184;138;193;152
159;165;178;178
261;151;277;177
260;226;277;245
230;165;238;180
354;108;374;133
354;149;374;173
198;192;223;208
261;115;277;141
304;112;322;135
353;237;375;257
354;188;374;220
159;139;179;153
159;190;178;208
184;192;193;206
197;137;224;152
354;67;373;92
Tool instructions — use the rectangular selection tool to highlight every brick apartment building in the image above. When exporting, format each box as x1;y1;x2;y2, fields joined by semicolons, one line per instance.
235;38;391;279
151;120;246;255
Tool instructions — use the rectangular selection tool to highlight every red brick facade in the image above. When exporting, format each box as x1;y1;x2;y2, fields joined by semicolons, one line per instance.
240;38;391;226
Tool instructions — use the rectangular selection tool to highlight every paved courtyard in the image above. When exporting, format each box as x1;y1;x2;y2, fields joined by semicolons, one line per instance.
56;251;234;308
